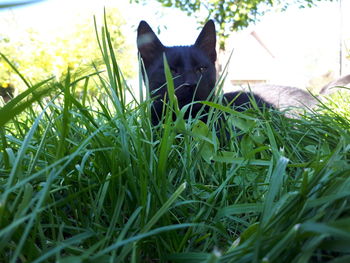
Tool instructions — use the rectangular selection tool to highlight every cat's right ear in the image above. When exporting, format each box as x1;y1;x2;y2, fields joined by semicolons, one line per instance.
194;20;217;64
137;21;165;68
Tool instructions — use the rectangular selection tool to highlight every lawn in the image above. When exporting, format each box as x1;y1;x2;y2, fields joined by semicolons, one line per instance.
0;21;350;263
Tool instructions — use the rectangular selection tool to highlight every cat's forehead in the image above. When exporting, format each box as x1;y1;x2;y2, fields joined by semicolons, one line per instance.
165;46;210;65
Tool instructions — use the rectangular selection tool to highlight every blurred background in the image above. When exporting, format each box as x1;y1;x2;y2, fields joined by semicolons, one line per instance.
0;0;349;100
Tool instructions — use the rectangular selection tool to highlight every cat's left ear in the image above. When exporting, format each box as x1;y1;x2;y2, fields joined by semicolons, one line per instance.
194;20;217;63
137;21;165;68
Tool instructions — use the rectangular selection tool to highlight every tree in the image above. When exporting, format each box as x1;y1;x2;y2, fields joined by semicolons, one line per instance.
133;0;335;49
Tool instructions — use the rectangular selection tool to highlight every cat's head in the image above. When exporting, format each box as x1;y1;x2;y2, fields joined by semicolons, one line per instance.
137;20;217;122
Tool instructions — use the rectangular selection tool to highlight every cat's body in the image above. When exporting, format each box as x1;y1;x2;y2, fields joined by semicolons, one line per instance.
231;84;318;110
222;91;273;111
319;74;350;95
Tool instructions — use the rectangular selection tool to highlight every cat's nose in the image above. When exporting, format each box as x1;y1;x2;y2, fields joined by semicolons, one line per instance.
182;76;198;89
179;82;198;92
181;72;197;86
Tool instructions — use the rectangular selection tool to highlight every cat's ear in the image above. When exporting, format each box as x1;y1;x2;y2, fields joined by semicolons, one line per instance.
194;20;217;63
137;21;165;67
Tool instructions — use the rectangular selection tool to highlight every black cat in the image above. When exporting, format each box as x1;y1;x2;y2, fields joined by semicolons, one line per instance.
137;20;270;125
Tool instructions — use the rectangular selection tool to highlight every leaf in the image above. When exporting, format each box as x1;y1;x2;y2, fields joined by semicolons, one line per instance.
192;120;218;163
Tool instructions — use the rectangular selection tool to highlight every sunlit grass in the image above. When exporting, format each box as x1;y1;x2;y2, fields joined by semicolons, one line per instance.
1;16;350;263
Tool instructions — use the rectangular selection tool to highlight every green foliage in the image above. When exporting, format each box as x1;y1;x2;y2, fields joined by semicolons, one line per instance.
0;8;134;94
1;12;350;263
133;0;335;48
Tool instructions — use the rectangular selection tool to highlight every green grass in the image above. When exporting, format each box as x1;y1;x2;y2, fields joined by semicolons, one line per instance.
1;18;350;263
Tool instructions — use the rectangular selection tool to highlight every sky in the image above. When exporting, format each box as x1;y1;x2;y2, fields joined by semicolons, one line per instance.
1;0;349;89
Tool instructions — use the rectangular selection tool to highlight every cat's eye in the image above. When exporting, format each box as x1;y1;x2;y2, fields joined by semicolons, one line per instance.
197;66;207;73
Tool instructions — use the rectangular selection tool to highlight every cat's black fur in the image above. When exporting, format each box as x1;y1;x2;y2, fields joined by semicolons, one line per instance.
137;20;271;125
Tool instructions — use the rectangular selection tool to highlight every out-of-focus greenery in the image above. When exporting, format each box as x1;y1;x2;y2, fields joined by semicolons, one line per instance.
0;8;134;95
